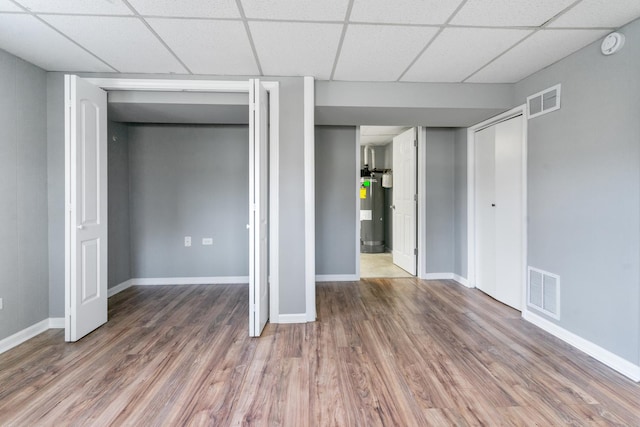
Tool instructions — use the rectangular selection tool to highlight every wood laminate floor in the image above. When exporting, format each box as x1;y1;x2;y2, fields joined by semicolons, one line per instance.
1;279;639;426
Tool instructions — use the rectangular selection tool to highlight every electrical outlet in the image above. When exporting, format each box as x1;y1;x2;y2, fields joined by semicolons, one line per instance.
202;238;213;245
185;236;191;247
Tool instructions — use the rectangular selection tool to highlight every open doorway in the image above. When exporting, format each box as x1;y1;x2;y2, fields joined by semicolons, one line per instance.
359;126;415;279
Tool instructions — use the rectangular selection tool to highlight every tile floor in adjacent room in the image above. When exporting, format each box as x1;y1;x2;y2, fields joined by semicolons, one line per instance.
360;252;413;278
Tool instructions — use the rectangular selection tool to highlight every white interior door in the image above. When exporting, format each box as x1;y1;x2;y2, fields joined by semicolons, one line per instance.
249;79;269;337
475;126;496;296
494;116;524;309
474;114;524;310
65;75;108;342
392;128;417;275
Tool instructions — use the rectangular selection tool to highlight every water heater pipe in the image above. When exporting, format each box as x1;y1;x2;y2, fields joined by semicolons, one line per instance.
370;147;376;169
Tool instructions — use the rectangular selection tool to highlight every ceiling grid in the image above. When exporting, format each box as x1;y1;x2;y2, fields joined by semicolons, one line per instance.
0;0;638;82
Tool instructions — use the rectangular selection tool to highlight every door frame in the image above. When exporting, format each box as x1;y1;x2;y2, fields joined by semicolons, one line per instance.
467;105;527;309
353;126;426;279
65;77;281;324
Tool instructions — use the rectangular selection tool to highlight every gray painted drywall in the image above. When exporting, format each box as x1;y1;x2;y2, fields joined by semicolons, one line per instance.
128;124;249;278
0;49;48;340
107;121;131;289
46;73;64;317
454;128;468;277
316;81;513;127
47;74;307;316
514;18;640;364
315;126;357;276
424;129;456;274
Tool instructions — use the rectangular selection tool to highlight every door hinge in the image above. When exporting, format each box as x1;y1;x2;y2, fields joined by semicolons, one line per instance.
414;139;417;147
251;303;256;312
250;102;256;112
414;248;418;256
414;194;418;202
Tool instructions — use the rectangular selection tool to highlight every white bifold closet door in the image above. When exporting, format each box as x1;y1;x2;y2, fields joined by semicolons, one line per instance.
65;75;108;341
475;115;524;310
248;79;269;337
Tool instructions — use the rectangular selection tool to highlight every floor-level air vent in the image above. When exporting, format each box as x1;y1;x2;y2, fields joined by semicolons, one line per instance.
527;267;560;319
527;84;561;119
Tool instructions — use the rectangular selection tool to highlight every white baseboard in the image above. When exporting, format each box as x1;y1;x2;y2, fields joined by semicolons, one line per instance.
132;276;249;286
49;318;65;329
422;272;471;288
523;310;640;382
108;279;133;297
423;273;454;280
315;274;358;282
453;274;471;288
273;313;308;324
0;318;51;355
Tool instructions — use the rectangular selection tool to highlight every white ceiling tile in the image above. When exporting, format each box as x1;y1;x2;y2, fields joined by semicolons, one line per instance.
148;18;258;75
14;0;132;15
402;28;531;82
249;22;342;79
0;0;23;12
451;0;575;27
549;0;640;28
42;15;186;73
467;29;609;83
0;14;112;71
334;25;439;81
127;0;240;18
241;0;349;21
350;0;464;25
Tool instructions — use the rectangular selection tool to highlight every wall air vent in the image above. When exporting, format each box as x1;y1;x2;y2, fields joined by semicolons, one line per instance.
527;267;560;319
527;84;561;119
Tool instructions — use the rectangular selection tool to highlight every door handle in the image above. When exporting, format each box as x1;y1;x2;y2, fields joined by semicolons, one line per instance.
391;205;396;209
491;204;496;207
77;225;84;230
246;224;250;229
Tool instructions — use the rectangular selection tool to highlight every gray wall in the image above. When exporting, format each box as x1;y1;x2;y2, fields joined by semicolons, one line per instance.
424;128;456;274
46;74;307;316
107;121;131;288
128;124;249;278
316;81;513;127
315;126;357;276
454;128;468;277
46;73;64;317
514;18;640;365
0;49;48;340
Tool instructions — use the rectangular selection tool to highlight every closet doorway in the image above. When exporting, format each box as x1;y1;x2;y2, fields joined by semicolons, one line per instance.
64;77;279;341
468;106;527;310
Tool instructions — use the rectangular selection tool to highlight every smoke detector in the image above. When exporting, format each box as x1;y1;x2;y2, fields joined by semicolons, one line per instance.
601;32;625;56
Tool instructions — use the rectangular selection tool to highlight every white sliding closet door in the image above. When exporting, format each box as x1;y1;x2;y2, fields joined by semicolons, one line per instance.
475;114;524;310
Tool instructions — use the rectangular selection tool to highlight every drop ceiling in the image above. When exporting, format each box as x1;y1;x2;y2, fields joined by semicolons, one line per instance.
0;0;637;83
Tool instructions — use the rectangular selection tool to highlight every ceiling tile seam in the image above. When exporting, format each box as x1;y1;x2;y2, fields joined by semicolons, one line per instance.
329;0;355;81
540;0;583;28
120;0;193;74
6;0;120;72
460;0;584;83
18;12;134;18
235;0;263;76
395;0;470;82
461;30;537;83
